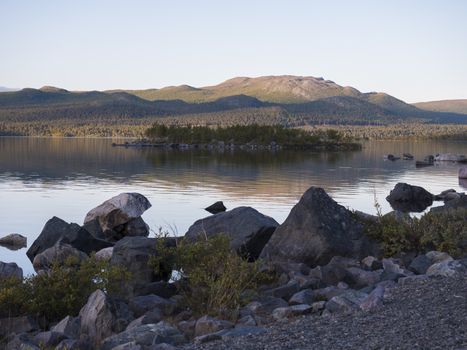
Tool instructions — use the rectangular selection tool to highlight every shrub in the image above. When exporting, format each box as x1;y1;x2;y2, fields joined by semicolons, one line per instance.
151;234;272;320
362;208;467;257
0;255;130;323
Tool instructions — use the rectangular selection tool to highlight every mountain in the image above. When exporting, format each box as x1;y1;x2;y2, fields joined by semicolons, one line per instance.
1;76;466;126
413;99;467;115
120;76;362;104
0;86;19;92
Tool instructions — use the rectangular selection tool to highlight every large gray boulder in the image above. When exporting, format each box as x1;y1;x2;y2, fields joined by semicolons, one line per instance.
101;321;186;350
32;242;88;273
185;206;279;260
0;233;27;249
84;193;151;240
260;187;375;267
430;193;467;213
79;290;131;345
26;216;112;263
110;236;176;297
0;261;23;280
51;315;81;339
386;183;433;212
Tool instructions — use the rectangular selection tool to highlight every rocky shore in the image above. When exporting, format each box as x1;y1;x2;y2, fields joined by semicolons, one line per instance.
0;184;466;350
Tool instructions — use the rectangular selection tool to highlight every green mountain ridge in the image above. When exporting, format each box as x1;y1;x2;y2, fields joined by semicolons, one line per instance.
1;76;466;126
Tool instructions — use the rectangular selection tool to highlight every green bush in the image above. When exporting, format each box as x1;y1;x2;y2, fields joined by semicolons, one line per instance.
151;234;272;320
0;255;130;323
362;208;467;257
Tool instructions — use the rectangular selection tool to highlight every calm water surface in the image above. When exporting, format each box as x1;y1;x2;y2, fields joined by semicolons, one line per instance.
1;137;466;274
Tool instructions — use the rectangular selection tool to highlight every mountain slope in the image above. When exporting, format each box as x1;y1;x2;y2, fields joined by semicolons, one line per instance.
413;99;467;115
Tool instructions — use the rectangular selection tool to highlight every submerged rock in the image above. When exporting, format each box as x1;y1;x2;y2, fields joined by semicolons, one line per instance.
386;183;433;212
260;187;376;267
185;206;278;260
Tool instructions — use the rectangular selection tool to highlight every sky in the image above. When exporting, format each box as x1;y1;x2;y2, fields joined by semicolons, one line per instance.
1;0;466;102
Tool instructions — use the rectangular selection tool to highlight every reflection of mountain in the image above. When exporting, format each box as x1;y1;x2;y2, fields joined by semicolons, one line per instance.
1;138;465;200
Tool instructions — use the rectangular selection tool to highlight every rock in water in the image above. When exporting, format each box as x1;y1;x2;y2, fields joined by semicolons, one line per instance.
459;167;467;179
26;216;112;263
205;201;227;214
260;187;375;267
84;193;151;235
185;206;278;260
434;153;466;162
0;233;27;249
386;183;433;212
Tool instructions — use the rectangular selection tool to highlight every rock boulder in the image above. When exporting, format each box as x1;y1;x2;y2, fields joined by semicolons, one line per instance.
386;183;433;213
185;206;278;260
260;187;375;267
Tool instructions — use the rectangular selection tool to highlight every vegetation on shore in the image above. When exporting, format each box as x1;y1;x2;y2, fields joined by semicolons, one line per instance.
144;123;356;148
361;208;467;257
0;255;129;323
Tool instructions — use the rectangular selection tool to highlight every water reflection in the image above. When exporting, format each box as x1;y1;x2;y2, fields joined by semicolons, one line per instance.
0;137;466;274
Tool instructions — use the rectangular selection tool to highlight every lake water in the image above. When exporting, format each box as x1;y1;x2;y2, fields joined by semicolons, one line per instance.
1;137;466;275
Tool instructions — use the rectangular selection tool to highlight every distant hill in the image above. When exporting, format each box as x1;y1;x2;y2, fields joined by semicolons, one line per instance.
413;99;467;115
1;76;466;127
0;86;19;92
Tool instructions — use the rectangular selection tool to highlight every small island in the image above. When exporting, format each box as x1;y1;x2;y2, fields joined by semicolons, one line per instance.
112;124;362;151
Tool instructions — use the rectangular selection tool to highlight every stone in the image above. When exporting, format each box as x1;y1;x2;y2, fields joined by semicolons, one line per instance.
0;261;23;280
460;167;467;179
344;267;381;289
185;206;278;261
408;254;432;275
288;289;314;306
0;315;39;337
361;256;383;270
34;331;69;348
204;201;227;214
95;247;114;261
312;286;347;301
382;258;406;275
79;289;129;345
178;320;196;338
84;192;152;234
360;285;385;312
434;153;466;162
320;256;361;286
194;315;234;337
101;321;186;350
5;334;40;350
0;233;27;249
129;294;176;318
110;236;176;297
32;242;88;273
236;315;257;326
133;281;177;299
272;304;313;320
126;308;164;331
260;187;375;267
26;216;112;263
430;193;467;212
311;301;326;313
326;289;368;314
426;259;467;277
265;280;300;300
386;183;433;212
425;251;453;264
51;315;81;339
244;296;288;317
398;275;430;286
118;217;150;238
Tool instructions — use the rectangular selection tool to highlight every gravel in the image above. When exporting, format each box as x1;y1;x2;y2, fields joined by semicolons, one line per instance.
184;276;467;350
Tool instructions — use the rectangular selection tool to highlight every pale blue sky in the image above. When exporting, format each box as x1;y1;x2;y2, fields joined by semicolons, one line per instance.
1;0;466;102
